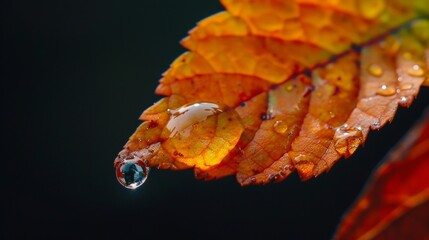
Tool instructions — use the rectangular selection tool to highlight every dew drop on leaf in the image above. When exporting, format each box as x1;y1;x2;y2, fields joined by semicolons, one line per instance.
161;101;243;168
167;102;223;138
399;96;411;106
407;64;425;77
380;36;400;55
358;0;386;19
273;120;288;134
376;84;396;96
250;177;256;183
411;19;429;42
402;51;413;59
371;121;381;129
400;83;413;90
367;63;384;77
260;112;274;120
333;126;363;156
116;158;150;189
284;83;295;92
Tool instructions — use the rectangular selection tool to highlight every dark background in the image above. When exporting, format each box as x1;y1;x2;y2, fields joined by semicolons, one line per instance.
2;1;428;239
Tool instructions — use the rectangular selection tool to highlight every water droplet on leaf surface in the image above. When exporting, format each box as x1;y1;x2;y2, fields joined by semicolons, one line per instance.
359;0;386;19
407;64;425;77
334;126;363;156
162;102;244;168
376;84;396;96
402;52;413;59
400;83;413;90
284;83;295;92
367;64;384;77
273;120;288;134
116;158;150;189
166;102;223;138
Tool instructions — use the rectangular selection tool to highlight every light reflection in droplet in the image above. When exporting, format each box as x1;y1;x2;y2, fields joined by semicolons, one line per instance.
116;158;150;190
166;102;222;138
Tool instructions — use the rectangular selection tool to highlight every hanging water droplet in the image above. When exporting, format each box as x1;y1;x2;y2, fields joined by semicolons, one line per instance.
367;64;384;77
376;84;396;96
273;120;288;134
400;83;413;90
167;102;223;138
407;64;425;77
116;158;150;189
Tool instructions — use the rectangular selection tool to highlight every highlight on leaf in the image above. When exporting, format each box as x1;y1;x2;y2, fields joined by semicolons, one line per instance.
114;0;429;186
334;109;429;240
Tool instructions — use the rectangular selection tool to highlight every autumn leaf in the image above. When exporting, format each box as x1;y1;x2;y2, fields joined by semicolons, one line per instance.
114;0;429;186
334;109;429;240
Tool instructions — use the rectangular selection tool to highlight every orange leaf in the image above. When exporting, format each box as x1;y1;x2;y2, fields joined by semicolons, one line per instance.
114;0;429;186
334;109;429;240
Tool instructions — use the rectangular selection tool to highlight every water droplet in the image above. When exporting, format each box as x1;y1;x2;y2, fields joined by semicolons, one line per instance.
400;83;413;90
376;84;396;96
334;126;363;156
285;83;295;92
293;154;307;163
367;64;383;77
371;121;381;129
359;0;386;19
167;102;223;138
268;173;279;182
159;162;172;169
381;37;400;55
399;96;409;106
260;112;274;120
163;102;243;167
402;52;413;59
273;120;288;134
116;158;150;189
281;164;294;172
407;64;425;77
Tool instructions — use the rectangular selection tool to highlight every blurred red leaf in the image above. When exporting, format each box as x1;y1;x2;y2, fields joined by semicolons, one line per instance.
334;109;429;240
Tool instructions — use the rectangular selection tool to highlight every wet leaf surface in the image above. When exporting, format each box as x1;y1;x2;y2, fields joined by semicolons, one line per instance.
115;0;429;185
